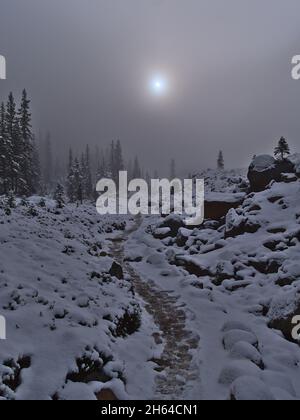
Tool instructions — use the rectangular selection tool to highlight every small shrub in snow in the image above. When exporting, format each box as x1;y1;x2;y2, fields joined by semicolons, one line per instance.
27;205;38;217
75;294;90;308
87;242;103;257
20;198;29;207
53;304;68;319
62;245;75;255
38;198;46;208
112;305;141;338
66;348;112;385
6;191;16;209
213;261;235;285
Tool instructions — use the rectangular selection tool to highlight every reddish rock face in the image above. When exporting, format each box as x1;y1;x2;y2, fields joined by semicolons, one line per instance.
247;154;297;192
205;200;240;220
204;193;245;220
97;388;118;400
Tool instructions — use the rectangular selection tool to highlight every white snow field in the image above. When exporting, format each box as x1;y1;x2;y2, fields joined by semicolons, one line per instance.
0;199;149;400
1;170;300;400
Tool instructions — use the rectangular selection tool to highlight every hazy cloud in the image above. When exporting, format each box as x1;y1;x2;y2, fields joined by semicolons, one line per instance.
0;0;300;173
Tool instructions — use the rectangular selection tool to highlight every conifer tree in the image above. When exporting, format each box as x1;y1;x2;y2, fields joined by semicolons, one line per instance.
127;159;133;181
133;156;142;179
274;137;290;160
73;158;83;204
66;148;75;202
0;102;10;194
54;183;65;208
6;92;19;192
44;132;53;189
18;89;35;195
0;91;40;196
114;140;124;181
170;159;176;179
109;140;115;180
83;145;93;199
217;151;225;170
31;136;41;194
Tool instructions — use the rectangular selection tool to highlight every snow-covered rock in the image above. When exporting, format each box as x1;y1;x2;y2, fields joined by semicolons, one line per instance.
230;342;263;367
158;214;185;237
223;330;258;351
225;209;247;238
248;154;296;192
268;287;300;342
205;192;245;220
230;376;275;400
142;175;300;399
153;227;171;240
250;155;276;173
288;153;300;175
219;360;261;385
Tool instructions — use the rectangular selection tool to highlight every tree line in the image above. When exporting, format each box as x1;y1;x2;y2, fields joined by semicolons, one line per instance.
0;90;40;196
7;91;293;206
0;89;226;205
0;91;149;203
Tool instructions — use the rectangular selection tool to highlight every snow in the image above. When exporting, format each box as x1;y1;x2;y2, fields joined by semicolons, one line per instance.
195;168;248;193
129;177;300;400
230;376;276;400
219;360;261;385
288;153;300;174
268;287;300;322
250;155;276;172
223;330;258;351
1;168;300;400
153;227;171;238
0;199;149;400
225;208;246;233
229;342;263;366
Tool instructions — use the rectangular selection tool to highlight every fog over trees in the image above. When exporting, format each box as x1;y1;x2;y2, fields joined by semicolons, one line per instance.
1;91;189;202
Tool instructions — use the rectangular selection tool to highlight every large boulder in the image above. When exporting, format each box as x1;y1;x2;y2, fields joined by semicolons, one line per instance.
288;153;300;176
225;208;261;238
268;288;300;344
153;227;171;240
225;209;247;238
158;214;185;237
248;155;296;192
109;262;124;280
176;228;192;247
205;192;245;220
277;159;296;176
230;376;275;401
173;255;211;277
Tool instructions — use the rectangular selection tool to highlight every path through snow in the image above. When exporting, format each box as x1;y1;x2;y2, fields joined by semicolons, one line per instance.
109;218;200;399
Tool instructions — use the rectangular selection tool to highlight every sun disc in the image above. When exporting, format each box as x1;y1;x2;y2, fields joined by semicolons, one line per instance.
149;75;168;96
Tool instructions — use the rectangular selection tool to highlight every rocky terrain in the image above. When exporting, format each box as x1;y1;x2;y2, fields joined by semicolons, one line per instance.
0;154;300;400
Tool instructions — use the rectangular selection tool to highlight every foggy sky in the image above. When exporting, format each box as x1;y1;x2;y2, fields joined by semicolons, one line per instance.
0;0;300;174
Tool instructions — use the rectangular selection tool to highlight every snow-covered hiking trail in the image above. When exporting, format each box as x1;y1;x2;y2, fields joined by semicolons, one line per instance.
108;207;300;401
108;217;200;400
